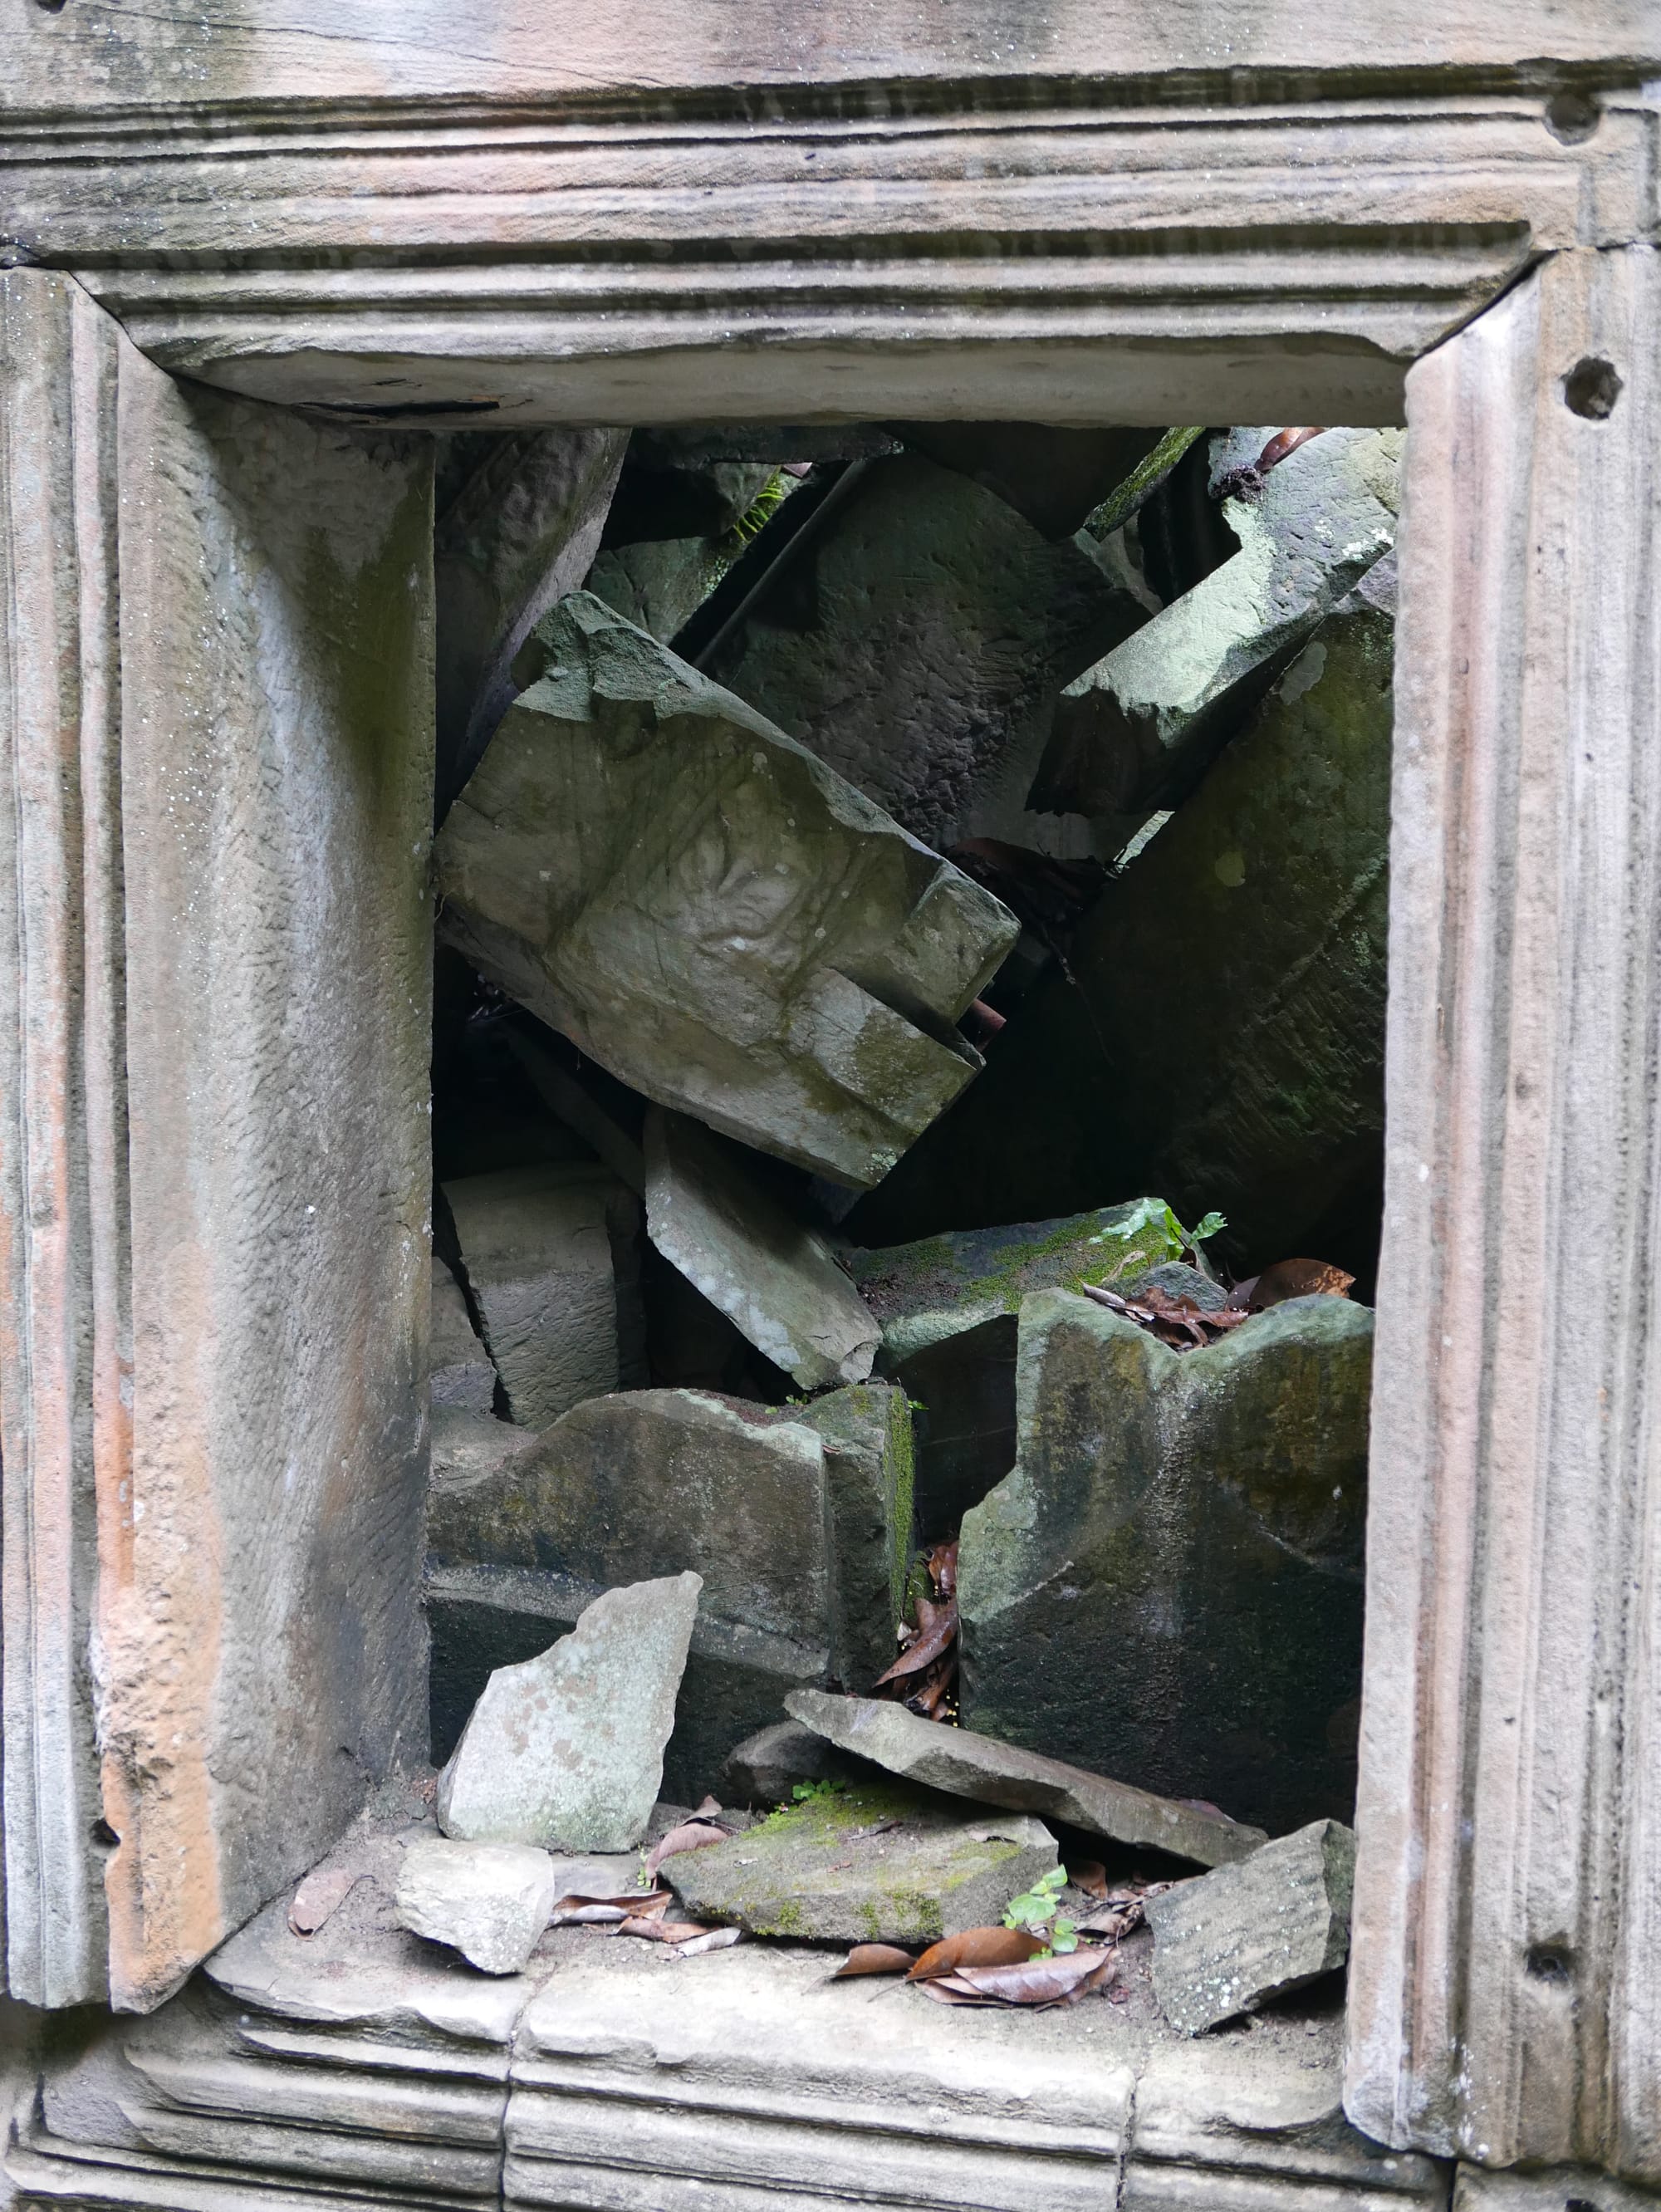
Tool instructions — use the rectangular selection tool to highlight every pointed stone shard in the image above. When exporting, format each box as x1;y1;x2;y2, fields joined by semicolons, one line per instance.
786;1690;1265;1867
1031;428;1400;822
443;1160;644;1428
1145;1819;1357;2035
395;1836;560;1975
430;1258;496;1415
644;1106;879;1390
434;591;1018;1189
958;1290;1372;1835
437;1572;701;1852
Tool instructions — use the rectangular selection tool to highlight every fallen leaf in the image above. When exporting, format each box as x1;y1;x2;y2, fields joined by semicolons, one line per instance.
616;1916;711;1943
676;1926;743;1956
1230;1257;1354;1309
908;1927;1046;1981
875;1601;957;1685
1066;1861;1109;1900
648;1822;730;1879
693;1796;725;1819
288;1866;364;1937
548;1886;673;1927
831;1944;916;1979
1257;425;1327;473
925;1950;1118;2008
928;1540;959;1600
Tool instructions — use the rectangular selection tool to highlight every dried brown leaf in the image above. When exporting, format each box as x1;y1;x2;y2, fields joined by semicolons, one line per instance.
928;1540;959;1600
617;1916;711;1943
1066;1860;1109;1900
907;1927;1046;1981
676;1926;743;1956
875;1601;958;1685
648;1822;729;1879
1232;1257;1354;1310
288;1866;364;1937
938;1950;1118;2008
914;1975;987;2005
548;1886;673;1927
831;1944;916;1979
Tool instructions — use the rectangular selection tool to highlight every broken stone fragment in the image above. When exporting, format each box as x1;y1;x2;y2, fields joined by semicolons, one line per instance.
434;429;629;820
702;451;1146;853
719;1720;856;1807
661;1776;1056;1945
855;586;1394;1265
442;1161;644;1428
394;1837;560;1975
1120;1260;1232;1313
425;1386;911;1785
435;592;1017;1189
438;1572;701;1852
1031;428;1401;822
786;1691;1264;1867
958;1290;1372;1835
429;1404;541;1494
429;1258;496;1415
891;423;1176;542
644;1106;879;1390
1144;1818;1357;2035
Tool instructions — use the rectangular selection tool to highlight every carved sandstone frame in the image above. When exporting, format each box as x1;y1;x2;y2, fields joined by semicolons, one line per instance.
3;5;1660;2193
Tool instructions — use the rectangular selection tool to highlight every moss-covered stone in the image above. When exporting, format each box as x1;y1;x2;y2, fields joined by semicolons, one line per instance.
959;1289;1372;1835
661;1778;1056;1944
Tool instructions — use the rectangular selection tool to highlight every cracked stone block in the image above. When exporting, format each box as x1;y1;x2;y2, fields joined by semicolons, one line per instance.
644;1106;879;1390
855;586;1394;1267
661;1776;1057;1945
430;1258;496;1415
435;591;1017;1189
438;1572;701;1852
1031;427;1400;822
958;1289;1372;1835
892;423;1175;542
394;1837;559;1975
1145;1818;1357;2034
443;1160;644;1428
702;450;1146;853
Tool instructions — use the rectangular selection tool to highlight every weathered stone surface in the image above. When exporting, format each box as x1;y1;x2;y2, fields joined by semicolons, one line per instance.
425;1559;827;1808
1145;1819;1356;2035
850;1199;1188;1361
434;428;627;818
1031;427;1400;821
436;592;1017;1191
430;1404;541;1494
427;1385;909;1712
443;1161;644;1427
892;424;1173;542
958;1290;1372;1835
438;1572;700;1851
720;1720;855;1807
787;1691;1266;1867
430;1258;496;1414
395;1837;559;1975
886;1310;1019;1538
662;1776;1057;1945
856;588;1393;1266
1123;1260;1231;1312
644;1106;879;1389
703;450;1145;853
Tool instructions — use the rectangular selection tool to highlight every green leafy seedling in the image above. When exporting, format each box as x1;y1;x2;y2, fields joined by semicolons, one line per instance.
1002;1865;1079;1959
1180;1209;1227;1260
791;1778;845;1804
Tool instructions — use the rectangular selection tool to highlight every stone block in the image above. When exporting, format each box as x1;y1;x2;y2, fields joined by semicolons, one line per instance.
893;423;1174;542
1144;1818;1356;2034
436;592;1017;1189
661;1775;1057;1945
395;1837;559;1975
430;1258;496;1414
888;1311;1018;1538
958;1290;1372;1835
787;1691;1266;1867
443;1161;644;1428
719;1720;856;1807
1031;428;1400;821
644;1106;879;1390
855;588;1394;1266
703;450;1145;852
438;1572;700;1852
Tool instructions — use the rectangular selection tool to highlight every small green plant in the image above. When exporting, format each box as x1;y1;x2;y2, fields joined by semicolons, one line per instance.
722;471;790;551
1002;1865;1078;1958
1180;1209;1227;1261
790;1778;846;1804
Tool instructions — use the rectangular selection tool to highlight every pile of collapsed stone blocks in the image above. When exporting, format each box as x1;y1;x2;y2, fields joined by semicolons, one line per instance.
415;419;1395;1992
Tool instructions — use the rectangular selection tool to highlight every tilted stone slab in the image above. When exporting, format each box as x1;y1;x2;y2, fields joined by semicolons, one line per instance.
430;1258;496;1415
661;1776;1057;1945
1145;1818;1356;2035
959;1290;1372;1836
786;1690;1266;1867
443;1161;644;1428
1031;427;1400;821
644;1106;879;1390
435;592;1018;1189
703;450;1146;854
438;1572;700;1852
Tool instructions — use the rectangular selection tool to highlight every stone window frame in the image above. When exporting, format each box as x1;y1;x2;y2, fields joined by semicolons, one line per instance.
2;7;1659;2193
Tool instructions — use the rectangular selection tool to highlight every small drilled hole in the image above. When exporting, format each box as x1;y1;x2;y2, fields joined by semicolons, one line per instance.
1562;358;1623;421
89;1817;120;1851
1526;1944;1573;1984
1565;2199;1598;2212
1545;91;1600;143
34;0;71;12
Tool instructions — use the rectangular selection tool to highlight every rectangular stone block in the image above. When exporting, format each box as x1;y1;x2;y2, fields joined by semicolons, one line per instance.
430;1258;496;1414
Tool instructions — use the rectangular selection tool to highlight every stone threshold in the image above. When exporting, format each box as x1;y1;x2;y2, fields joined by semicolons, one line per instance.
2;1800;1455;2211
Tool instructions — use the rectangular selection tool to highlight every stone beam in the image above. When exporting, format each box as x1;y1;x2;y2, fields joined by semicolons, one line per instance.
0;269;437;2013
1346;245;1661;2184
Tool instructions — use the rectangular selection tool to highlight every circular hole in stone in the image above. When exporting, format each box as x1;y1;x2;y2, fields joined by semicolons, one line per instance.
1544;90;1600;143
1562;358;1624;422
1526;1943;1573;1984
33;0;71;12
1565;2200;1599;2212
